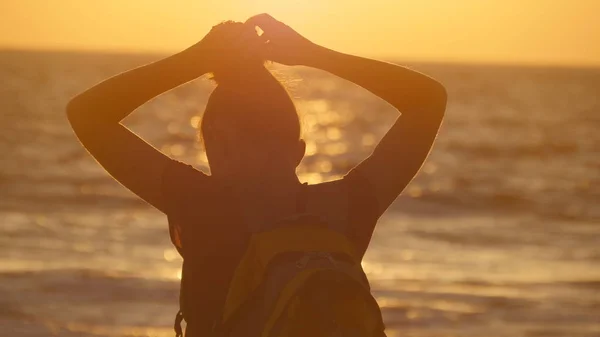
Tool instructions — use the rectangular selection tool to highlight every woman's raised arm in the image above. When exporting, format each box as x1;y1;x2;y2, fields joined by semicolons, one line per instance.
66;22;256;213
307;47;447;215
247;14;447;215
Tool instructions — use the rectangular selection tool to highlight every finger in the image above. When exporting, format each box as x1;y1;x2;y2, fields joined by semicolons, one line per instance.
245;13;276;26
244;21;265;38
245;13;283;32
224;22;247;40
210;21;244;39
241;24;262;43
239;22;270;47
227;26;263;52
256;30;270;43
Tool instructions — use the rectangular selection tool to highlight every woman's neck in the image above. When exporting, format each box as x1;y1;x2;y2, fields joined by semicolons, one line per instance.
236;168;301;194
225;168;303;227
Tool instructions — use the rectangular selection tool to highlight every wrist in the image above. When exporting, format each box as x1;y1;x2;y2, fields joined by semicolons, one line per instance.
176;47;210;77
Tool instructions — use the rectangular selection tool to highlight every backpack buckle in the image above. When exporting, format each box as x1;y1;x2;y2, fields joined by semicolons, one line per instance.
174;310;184;337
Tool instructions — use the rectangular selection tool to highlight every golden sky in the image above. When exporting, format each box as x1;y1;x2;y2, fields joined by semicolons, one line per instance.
1;0;598;66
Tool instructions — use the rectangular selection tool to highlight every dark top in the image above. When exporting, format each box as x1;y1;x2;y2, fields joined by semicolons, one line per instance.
161;159;380;335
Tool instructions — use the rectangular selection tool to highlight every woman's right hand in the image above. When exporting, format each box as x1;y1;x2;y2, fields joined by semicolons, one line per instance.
245;14;320;66
186;21;263;74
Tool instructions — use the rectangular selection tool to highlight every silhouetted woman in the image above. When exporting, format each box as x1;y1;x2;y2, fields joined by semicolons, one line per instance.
67;14;446;337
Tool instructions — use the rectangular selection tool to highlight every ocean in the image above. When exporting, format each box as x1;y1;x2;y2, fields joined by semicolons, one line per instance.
1;50;599;337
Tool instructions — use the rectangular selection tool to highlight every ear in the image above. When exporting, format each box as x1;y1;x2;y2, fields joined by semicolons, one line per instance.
292;139;306;168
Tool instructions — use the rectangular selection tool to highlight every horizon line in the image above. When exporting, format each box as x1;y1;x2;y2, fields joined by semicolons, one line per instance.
2;46;599;71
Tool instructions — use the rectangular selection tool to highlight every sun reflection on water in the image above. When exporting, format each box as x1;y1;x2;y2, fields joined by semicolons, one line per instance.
306;99;329;114
189;116;201;129
362;133;376;146
407;185;423;198
304;140;317;156
169;144;185;157
315;159;333;173
195;151;208;165
167;122;180;134
163;248;179;262
326;127;342;140
299;172;324;184
323;142;348;156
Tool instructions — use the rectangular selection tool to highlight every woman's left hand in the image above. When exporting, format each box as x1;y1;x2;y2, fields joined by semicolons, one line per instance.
245;13;320;66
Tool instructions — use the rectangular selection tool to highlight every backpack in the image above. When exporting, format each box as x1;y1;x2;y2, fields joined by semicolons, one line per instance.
174;187;386;337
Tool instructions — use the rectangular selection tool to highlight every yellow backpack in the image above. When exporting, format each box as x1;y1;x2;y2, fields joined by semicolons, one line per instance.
208;214;386;337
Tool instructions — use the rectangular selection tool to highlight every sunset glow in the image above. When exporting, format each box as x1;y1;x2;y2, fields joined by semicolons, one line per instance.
3;0;600;335
1;0;599;66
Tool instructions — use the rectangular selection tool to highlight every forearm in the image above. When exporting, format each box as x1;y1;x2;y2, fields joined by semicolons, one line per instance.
305;45;447;117
67;48;208;124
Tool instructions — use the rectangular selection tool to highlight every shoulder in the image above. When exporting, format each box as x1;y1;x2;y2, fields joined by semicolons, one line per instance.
163;160;209;184
161;160;220;214
306;170;380;258
162;160;217;194
306;169;376;202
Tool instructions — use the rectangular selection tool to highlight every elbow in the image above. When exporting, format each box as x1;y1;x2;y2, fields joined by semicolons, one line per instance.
66;95;94;128
65;96;95;134
431;82;447;117
66;96;117;137
65;99;86;140
65;96;82;123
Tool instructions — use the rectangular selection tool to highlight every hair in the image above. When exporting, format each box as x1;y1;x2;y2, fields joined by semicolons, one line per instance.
200;58;301;157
